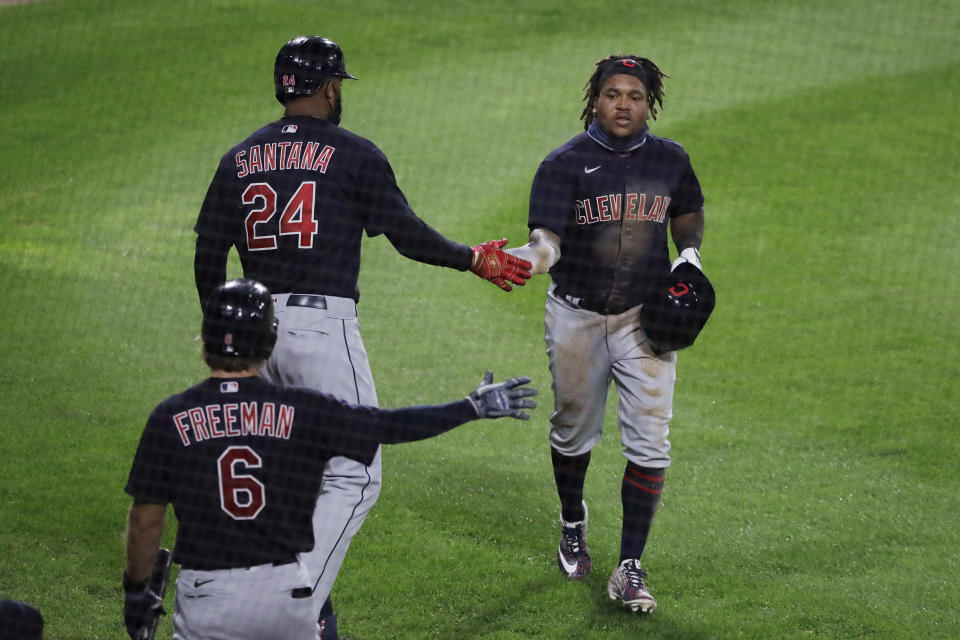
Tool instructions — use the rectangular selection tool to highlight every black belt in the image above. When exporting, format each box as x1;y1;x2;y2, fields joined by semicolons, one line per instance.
555;290;633;316
182;557;298;572
286;294;327;310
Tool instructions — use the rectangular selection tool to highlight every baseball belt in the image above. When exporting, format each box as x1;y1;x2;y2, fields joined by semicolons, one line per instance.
286;294;327;310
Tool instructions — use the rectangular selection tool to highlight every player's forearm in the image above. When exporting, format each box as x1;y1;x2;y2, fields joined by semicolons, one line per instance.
194;236;230;307
373;400;478;445
125;502;166;583
387;219;474;271
504;228;561;275
670;209;704;253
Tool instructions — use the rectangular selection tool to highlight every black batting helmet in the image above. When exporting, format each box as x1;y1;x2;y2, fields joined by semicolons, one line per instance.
640;263;716;352
201;279;278;359
0;599;44;640
274;35;357;104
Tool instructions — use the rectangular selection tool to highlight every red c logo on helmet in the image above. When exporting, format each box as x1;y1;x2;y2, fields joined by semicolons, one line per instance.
621;59;638;67
669;283;690;297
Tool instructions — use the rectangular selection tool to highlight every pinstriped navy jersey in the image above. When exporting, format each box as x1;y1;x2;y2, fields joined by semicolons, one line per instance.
125;376;476;570
194;115;473;305
528;130;703;313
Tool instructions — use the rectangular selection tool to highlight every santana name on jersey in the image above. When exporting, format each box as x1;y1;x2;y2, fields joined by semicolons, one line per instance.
235;141;335;178
173;402;295;447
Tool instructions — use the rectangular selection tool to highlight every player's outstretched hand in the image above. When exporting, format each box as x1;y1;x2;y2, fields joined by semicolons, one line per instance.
123;575;164;640
470;238;533;292
467;370;538;420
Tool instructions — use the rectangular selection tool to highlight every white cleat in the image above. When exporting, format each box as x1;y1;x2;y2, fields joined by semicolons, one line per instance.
607;558;657;613
556;501;591;580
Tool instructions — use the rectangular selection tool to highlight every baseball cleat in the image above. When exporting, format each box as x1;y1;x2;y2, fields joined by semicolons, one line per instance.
557;501;591;580
607;559;656;613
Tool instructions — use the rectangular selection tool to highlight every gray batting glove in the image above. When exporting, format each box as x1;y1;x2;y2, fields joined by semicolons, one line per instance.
467;371;538;420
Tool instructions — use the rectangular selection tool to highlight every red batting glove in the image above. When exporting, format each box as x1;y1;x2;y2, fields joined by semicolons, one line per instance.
470;238;533;292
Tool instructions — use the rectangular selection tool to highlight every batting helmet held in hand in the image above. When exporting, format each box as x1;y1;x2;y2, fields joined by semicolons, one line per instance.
274;35;357;104
201;279;278;359
640;262;716;352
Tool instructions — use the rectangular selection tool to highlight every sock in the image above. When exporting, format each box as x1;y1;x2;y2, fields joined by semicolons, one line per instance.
619;463;665;562
319;596;334;620
319;596;337;639
551;448;591;522
318;612;338;640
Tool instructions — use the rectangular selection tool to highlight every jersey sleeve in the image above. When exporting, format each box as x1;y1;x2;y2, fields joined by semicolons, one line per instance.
193;159;237;306
667;153;705;217
354;148;473;270
308;396;479;465
124;408;176;505
528;157;572;239
354;400;478;445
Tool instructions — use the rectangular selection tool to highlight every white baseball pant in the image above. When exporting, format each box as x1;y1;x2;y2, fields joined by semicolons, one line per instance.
173;561;317;640
544;283;676;468
260;293;382;611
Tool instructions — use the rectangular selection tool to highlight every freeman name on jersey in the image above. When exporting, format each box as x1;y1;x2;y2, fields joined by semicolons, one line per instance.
235;142;335;179
173;402;295;447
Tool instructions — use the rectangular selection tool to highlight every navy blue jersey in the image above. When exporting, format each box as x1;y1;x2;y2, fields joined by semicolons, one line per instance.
125;376;476;570
194;115;473;304
529;130;703;314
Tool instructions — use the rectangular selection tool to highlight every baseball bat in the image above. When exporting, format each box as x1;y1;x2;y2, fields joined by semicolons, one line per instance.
145;548;173;640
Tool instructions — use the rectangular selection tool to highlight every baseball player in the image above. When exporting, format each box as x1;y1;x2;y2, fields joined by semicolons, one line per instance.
192;35;531;637
506;54;709;613
123;278;537;640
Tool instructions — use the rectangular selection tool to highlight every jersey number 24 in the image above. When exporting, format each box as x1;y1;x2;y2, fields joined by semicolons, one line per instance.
243;181;317;251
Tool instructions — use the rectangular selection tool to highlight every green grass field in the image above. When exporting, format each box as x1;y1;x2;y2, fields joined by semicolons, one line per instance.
1;0;958;638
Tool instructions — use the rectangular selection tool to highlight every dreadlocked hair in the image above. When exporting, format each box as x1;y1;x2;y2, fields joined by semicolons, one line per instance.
580;54;668;130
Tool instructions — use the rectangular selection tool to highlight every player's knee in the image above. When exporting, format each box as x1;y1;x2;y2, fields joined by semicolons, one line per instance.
624;446;671;468
622;434;671;467
550;427;600;457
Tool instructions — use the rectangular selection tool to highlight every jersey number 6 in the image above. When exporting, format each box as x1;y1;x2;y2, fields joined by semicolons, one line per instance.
218;445;266;520
243;181;318;251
